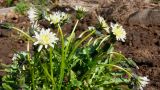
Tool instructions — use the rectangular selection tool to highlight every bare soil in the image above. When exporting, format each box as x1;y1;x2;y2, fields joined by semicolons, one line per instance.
0;0;160;90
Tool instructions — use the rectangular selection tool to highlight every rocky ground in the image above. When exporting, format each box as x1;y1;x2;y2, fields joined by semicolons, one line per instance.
100;1;160;90
0;0;160;89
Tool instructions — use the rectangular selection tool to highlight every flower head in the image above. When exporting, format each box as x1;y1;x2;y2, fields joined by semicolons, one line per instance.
75;6;87;12
12;54;19;61
31;21;40;31
88;26;96;31
75;6;87;20
111;23;126;42
34;28;59;52
88;26;102;36
27;7;38;23
45;11;69;25
46;12;61;24
98;16;109;33
12;51;28;61
61;12;70;21
137;76;150;90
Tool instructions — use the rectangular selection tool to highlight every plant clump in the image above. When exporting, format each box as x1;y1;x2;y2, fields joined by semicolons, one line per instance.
0;4;150;90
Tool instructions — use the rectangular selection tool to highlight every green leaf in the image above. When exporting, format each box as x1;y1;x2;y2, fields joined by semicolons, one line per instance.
0;23;13;29
68;32;75;43
2;83;13;90
109;52;127;65
70;70;82;87
97;36;110;49
99;78;130;85
107;44;114;54
126;58;139;69
42;84;48;90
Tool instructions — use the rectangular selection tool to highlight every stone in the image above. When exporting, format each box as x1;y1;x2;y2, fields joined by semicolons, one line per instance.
60;0;100;12
0;7;16;23
128;7;160;26
0;7;15;16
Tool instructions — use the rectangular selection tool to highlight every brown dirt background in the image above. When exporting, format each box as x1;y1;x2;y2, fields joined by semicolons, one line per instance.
0;0;160;90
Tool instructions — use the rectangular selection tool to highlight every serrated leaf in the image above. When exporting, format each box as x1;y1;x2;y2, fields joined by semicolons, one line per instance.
126;58;139;69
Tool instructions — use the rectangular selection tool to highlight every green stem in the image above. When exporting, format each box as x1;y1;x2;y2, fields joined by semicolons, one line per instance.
108;51;128;64
81;64;132;81
64;20;79;56
50;48;53;77
58;24;65;90
78;29;91;38
68;30;95;61
99;64;133;78
31;67;35;90
108;48;113;64
109;52;127;60
41;64;55;87
11;27;34;42
26;41;35;90
72;20;79;34
80;49;108;81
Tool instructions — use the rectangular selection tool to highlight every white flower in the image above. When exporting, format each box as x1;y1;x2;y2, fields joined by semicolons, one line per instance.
34;28;59;52
45;11;69;25
98;16;109;33
137;76;150;90
31;21;40;31
27;7;38;23
88;26;96;31
45;15;51;21
61;12;70;21
12;51;28;61
111;23;126;42
12;54;19;61
20;51;28;56
75;6;87;12
47;12;61;24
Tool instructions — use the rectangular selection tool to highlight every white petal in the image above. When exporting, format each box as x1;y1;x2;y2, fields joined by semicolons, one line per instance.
34;41;39;45
49;44;55;48
140;86;143;90
38;45;43;52
47;28;50;32
45;45;48;48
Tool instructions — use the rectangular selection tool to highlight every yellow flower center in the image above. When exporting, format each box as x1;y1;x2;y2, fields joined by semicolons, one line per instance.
41;35;50;45
113;27;123;37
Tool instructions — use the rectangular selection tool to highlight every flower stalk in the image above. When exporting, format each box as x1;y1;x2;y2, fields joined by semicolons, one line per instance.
58;24;65;90
64;20;79;58
12;27;34;42
27;41;35;90
49;47;53;78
